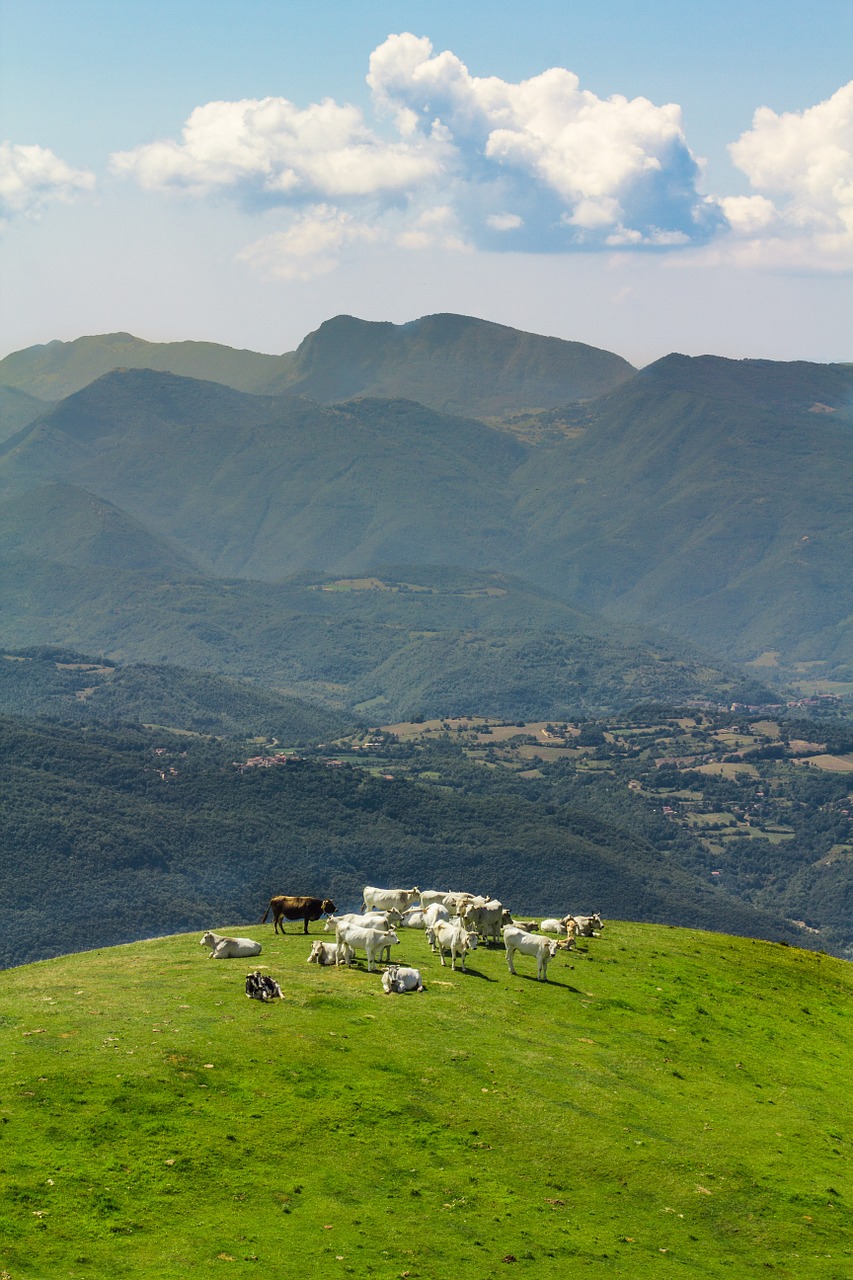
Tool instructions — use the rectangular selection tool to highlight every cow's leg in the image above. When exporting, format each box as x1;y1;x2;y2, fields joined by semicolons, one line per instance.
303;917;309;934
506;949;516;975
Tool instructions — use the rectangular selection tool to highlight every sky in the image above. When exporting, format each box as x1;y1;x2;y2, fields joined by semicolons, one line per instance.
1;0;851;367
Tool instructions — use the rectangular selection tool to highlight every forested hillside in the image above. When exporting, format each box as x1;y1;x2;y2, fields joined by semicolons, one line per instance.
0;713;813;969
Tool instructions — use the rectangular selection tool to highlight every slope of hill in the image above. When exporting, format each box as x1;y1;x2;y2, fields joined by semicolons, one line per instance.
0;313;635;419
1;926;851;1279
0;384;47;441
0;557;775;721
0;713;813;970
1;341;850;685
0;647;352;741
261;311;637;416
0;330;287;400
514;354;853;673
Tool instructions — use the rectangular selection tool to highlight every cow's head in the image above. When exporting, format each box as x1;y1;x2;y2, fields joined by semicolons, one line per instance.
200;932;214;946
321;899;336;914
465;931;479;951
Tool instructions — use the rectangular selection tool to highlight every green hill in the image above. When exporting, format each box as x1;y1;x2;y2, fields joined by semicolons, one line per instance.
263;312;636;417
0;384;47;441
0;331;287;400
1;925;850;1278
0;647;352;742
0;315;635;420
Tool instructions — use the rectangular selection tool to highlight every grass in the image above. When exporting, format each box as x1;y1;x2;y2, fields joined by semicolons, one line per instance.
1;923;851;1279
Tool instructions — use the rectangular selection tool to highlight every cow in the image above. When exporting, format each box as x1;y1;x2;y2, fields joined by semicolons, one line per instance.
245;970;282;1000
423;901;451;950
540;918;567;935
200;931;262;959
432;919;479;972
332;921;400;972
398;907;427;930
307;939;352;966
361;886;420;914
461;898;504;944
503;926;558;981
323;912;398;936
381;965;425;994
261;895;336;935
570;913;603;937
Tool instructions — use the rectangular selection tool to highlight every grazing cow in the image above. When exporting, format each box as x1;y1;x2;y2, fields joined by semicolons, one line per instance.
261;895;336;935
461;898;504;944
200;931;262;959
571;913;603;937
381;965;425;994
307;939;352;966
432;919;479;972
503;927;558;981
361;886;420;915
331;921;400;971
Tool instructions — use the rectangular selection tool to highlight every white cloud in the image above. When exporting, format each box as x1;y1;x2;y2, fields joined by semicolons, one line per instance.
368;33;722;247
725;81;853;268
237;204;383;280
0;142;95;221
110;95;449;201
106;35;853;275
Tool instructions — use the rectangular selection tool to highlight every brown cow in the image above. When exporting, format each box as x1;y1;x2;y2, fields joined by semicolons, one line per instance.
261;895;336;935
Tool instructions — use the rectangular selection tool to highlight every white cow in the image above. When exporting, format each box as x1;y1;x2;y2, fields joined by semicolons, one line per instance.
423;902;451;950
381;965;425;994
361;886;420;914
572;913;603;937
307;939;353;966
333;922;400;971
540;918;567;935
432;919;479;972
461;898;504;944
398;908;427;930
503;926;558;981
200;931;262;959
324;911;397;933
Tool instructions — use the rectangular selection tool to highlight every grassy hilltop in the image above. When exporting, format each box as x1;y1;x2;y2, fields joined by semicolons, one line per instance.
1;923;850;1279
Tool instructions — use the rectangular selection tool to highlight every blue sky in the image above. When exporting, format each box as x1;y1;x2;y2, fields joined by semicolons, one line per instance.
1;0;851;365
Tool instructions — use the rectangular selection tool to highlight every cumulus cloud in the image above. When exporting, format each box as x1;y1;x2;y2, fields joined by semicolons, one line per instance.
0;141;95;221
724;81;853;268
110;94;450;202
107;34;853;275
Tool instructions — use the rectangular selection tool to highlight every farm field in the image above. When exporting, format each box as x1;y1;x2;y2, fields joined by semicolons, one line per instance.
1;921;851;1279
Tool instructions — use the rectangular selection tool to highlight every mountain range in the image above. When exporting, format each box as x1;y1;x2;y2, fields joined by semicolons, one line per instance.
1;313;850;702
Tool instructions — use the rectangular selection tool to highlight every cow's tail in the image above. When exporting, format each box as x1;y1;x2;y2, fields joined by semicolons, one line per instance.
261;903;271;924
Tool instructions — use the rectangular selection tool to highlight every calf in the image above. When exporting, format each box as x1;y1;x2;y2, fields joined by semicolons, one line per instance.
503;926;558;981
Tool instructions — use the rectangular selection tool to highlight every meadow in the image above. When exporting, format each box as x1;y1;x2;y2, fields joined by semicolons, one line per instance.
1;922;850;1279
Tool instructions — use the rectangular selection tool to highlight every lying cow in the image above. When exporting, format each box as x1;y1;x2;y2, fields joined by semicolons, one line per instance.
261;894;336;934
200;930;262;959
432;919;479;972
503;926;558;981
571;913;603;937
381;965;425;994
245;970;282;1000
307;939;353;966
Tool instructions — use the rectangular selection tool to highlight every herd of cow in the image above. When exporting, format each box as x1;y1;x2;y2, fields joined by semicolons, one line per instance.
201;887;603;994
